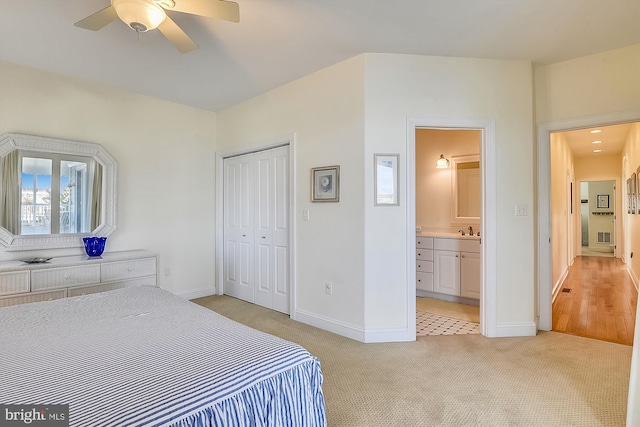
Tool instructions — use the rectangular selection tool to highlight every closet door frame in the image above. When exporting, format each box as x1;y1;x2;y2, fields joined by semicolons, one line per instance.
215;134;296;318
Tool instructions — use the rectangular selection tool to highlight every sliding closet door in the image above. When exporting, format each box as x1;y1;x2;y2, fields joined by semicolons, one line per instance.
223;146;289;314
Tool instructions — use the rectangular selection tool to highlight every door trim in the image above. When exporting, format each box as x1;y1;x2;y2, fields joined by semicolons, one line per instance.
215;134;297;317
407;117;497;338
537;111;640;331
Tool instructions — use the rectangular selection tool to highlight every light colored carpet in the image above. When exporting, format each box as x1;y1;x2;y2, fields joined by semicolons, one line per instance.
193;295;631;427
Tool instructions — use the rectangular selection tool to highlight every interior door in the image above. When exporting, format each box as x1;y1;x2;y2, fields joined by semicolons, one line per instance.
254;146;289;313
223;154;255;302
223;146;290;314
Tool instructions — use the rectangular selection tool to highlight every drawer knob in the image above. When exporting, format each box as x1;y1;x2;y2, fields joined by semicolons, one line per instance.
127;267;133;272
64;274;71;280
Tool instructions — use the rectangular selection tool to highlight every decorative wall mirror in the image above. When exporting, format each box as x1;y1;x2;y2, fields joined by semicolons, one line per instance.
450;154;480;224
0;133;117;251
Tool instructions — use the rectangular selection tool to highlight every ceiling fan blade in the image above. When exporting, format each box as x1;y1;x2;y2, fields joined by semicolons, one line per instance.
74;5;118;31
169;0;239;23
158;16;198;53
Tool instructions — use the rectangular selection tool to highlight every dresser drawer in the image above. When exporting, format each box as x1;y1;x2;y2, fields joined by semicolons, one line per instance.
416;260;433;273
0;289;67;308
31;265;100;291
0;271;30;296
416;249;433;261
101;258;157;282
416;237;433;249
416;272;434;292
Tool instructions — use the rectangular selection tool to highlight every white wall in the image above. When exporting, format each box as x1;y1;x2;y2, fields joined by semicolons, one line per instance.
0;61;217;298
549;132;574;293
535;44;640;124
622;124;640;284
533;43;640;427
216;56;367;338
363;53;535;336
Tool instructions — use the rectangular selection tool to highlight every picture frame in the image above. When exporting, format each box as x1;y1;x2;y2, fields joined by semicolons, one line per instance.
597;194;609;209
311;165;340;202
627;178;631;214
374;153;399;206
636;166;640;215
632;173;637;215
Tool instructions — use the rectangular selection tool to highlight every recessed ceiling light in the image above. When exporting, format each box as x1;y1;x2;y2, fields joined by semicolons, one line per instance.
593;149;602;153
592;140;602;144
591;129;602;134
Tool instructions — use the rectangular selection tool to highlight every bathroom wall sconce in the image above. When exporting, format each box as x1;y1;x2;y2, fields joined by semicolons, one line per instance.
436;154;450;169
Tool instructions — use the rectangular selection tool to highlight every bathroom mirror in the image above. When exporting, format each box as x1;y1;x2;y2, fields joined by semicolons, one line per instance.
450;154;480;224
0;133;117;251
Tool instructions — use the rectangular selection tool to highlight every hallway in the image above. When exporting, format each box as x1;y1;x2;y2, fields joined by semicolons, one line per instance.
553;256;637;345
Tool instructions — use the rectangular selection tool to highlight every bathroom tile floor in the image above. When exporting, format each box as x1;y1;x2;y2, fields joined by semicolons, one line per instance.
416;311;480;336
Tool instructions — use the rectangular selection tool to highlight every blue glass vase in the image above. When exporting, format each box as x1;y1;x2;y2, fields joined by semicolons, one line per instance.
83;237;107;257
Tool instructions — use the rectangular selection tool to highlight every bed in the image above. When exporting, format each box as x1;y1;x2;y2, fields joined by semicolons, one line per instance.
0;286;326;426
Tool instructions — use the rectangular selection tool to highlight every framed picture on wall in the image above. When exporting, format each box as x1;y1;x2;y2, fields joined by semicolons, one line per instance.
628;178;633;214
597;194;609;209
311;165;340;202
636;166;640;215
374;153;400;206
632;173;637;215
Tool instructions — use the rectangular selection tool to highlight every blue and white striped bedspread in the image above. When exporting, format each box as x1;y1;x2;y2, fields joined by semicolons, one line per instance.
0;286;326;426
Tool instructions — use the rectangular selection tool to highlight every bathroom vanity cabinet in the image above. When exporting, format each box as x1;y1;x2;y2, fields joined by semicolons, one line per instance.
416;234;480;302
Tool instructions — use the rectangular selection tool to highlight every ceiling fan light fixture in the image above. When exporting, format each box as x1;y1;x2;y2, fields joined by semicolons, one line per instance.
112;0;167;32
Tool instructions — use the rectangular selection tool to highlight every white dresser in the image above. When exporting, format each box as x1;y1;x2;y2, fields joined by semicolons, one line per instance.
0;250;157;308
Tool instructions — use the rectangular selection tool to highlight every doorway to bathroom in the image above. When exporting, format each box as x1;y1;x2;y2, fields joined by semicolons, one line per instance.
414;127;482;336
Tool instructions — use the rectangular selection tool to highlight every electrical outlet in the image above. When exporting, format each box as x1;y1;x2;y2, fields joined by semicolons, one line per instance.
325;282;332;295
164;267;171;276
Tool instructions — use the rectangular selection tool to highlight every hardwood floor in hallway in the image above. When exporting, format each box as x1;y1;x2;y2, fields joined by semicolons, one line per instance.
553;256;637;346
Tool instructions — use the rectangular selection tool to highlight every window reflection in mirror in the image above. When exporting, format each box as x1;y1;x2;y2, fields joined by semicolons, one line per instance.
13;152;101;235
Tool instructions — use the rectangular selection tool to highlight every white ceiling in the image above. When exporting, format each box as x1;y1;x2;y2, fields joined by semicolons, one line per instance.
561;123;633;158
1;0;639;112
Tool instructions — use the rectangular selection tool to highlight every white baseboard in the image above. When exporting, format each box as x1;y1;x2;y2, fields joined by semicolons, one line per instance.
552;267;570;303
295;309;414;343
295;309;365;342
627;265;639;291
176;288;217;300
363;327;414;343
494;321;538;337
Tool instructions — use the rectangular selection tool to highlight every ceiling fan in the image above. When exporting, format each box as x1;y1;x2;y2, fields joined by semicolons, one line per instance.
74;0;239;54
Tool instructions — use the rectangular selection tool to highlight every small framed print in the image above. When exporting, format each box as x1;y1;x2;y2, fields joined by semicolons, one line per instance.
374;153;399;206
597;194;609;209
311;165;339;202
633;173;638;214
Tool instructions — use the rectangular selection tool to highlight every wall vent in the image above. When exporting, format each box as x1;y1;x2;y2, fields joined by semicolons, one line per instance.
597;231;611;244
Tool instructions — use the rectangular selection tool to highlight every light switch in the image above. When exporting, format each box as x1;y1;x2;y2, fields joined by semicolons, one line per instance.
515;204;528;216
303;209;310;221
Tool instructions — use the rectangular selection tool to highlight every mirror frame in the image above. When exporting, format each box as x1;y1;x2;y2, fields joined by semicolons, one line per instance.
0;133;117;251
450;154;480;225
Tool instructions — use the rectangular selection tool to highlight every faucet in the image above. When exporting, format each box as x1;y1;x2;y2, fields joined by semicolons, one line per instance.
468;226;474;236
458;229;466;236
